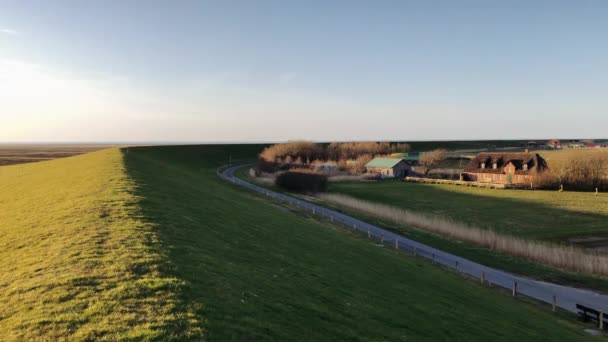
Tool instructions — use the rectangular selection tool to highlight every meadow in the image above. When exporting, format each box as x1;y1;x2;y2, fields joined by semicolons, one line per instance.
328;181;608;242
0;145;599;340
325;177;608;288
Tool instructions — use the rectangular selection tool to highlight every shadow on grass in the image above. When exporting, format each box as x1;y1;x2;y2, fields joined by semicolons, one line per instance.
121;145;266;340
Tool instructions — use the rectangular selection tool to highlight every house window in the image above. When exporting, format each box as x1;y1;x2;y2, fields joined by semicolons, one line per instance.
517;175;521;181
522;163;528;171
500;175;503;180
492;162;497;169
480;162;485;169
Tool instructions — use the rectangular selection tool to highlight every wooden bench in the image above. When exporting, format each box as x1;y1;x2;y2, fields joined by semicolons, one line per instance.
576;304;608;329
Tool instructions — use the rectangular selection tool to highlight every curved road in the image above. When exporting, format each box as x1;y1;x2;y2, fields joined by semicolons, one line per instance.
220;164;608;316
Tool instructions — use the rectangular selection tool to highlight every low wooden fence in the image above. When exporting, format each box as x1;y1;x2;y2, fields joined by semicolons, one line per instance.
404;177;507;189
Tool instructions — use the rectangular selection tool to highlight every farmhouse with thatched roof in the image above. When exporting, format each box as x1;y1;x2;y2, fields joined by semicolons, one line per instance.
462;152;548;185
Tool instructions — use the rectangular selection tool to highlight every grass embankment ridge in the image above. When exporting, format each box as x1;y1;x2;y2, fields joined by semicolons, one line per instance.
319;193;608;276
0;149;201;340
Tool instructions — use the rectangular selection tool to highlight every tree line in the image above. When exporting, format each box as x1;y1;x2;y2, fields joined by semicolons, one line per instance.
258;141;411;173
538;154;608;191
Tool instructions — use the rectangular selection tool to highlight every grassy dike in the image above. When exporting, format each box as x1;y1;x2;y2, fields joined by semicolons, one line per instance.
0;149;196;340
0;145;599;340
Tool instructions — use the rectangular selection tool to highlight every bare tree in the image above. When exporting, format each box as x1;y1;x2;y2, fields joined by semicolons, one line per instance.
418;149;447;176
547;154;608;191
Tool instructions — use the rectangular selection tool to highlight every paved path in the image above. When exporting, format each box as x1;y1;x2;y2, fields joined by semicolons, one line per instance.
220;164;608;315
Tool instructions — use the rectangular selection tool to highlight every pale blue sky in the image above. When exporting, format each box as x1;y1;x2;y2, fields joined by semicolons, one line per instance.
1;1;607;142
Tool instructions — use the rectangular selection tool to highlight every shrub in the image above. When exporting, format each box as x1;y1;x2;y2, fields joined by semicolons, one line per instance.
275;171;328;193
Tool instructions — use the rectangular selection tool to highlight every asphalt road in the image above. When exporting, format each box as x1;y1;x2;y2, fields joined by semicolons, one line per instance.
220;164;608;316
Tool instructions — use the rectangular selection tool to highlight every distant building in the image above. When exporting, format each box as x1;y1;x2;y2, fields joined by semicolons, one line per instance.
522;141;540;148
365;158;412;178
546;139;562;149
563;141;586;149
462;152;548;185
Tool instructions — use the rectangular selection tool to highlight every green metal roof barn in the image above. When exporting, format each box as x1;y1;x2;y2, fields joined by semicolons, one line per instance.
365;158;412;178
365;158;405;168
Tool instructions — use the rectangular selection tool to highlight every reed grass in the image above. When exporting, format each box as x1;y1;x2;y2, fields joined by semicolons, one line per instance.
319;193;608;276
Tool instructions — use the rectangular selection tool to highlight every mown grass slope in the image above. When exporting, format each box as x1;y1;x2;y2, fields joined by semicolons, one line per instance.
0;149;199;340
121;145;594;340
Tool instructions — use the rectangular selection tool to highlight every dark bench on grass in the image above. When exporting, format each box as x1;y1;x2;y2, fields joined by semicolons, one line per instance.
576;304;608;329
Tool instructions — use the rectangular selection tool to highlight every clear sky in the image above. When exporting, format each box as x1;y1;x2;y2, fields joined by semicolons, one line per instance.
1;1;607;143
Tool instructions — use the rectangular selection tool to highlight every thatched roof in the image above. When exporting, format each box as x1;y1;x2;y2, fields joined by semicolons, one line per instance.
463;152;548;175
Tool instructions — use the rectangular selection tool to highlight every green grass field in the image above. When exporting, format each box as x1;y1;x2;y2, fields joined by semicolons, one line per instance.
0;145;600;340
326;180;608;289
329;181;608;241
